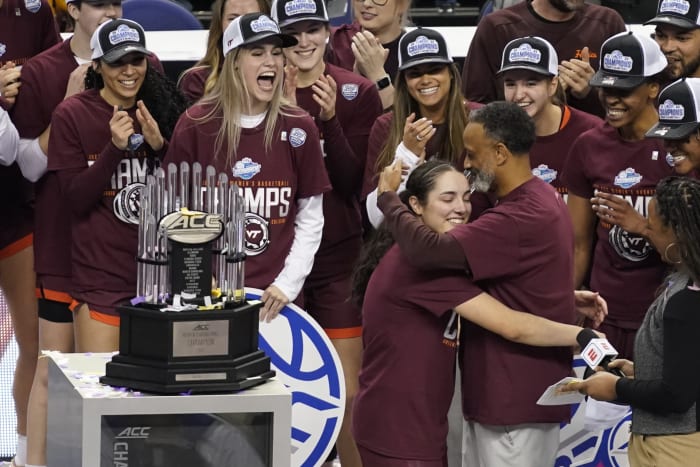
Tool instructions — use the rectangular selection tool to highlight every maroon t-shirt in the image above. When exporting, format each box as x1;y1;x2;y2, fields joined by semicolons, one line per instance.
446;177;575;425
178;65;212;104
295;63;381;283
47;89;158;315
327;22;401;83
562;124;673;326
165;104;331;291
11;41;163;291
530;105;603;198
461;0;625;117
0;0;60;250
0;0;59;68
353;244;481;460
11;39;76;289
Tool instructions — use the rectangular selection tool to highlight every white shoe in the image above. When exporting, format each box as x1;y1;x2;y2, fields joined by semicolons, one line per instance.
0;458;19;467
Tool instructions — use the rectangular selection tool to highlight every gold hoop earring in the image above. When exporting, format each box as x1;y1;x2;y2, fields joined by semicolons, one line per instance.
664;242;683;265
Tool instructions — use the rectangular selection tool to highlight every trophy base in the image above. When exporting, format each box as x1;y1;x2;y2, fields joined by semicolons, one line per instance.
99;370;276;394
100;300;274;393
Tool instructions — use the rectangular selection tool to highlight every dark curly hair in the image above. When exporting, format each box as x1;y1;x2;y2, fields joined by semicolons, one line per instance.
85;61;188;140
352;160;459;306
655;176;700;284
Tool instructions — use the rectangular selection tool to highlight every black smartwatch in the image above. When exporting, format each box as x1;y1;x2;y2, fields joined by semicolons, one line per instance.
375;75;391;90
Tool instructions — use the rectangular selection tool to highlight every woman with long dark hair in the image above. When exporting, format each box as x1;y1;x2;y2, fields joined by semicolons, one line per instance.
364;27;473;227
47;18;187;352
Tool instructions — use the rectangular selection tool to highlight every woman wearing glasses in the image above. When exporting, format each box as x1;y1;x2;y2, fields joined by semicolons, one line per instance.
363;28;477;227
326;0;410;109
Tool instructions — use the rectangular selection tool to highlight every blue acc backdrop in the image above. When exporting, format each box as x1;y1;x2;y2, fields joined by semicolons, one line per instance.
248;289;345;467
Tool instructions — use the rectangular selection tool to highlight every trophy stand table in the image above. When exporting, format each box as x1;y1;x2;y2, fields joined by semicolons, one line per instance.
47;352;292;467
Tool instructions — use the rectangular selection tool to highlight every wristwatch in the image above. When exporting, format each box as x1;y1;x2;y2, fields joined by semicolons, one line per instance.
375;75;391;90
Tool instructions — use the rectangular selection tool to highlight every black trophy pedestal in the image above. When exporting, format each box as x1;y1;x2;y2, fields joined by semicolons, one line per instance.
100;301;275;394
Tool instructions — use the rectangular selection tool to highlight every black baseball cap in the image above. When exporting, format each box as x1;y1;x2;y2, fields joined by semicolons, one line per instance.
590;31;668;90
645;0;700;30
497;36;558;77
90;19;151;64
647;78;700;139
271;0;329;28
223;13;297;56
398;28;453;72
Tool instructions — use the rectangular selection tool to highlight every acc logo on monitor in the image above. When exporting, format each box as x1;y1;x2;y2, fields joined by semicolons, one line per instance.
248;289;344;467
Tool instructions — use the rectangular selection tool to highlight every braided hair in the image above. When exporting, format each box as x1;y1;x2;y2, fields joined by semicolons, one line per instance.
655;176;700;284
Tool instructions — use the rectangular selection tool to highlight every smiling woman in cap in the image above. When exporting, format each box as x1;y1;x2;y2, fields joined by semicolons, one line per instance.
646;77;700;174
271;0;382;464
166;13;331;324
499;36;602;198
363;27;476;228
562;30;675;359
45;17;186;353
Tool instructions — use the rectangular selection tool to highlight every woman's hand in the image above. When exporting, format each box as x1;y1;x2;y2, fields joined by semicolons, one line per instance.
377;159;403;195
574;290;607;328
0;62;22;106
558;47;595;99
609;358;634;378
351;30;389;81
110;105;134;150
591;190;647;235
283;64;298;105
564;371;620;401
136;100;164;151
65;63;90;99
313;74;337;122
260;285;290;323
402;113;435;158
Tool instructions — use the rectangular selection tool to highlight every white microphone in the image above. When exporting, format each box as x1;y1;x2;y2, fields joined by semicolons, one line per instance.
577;328;625;377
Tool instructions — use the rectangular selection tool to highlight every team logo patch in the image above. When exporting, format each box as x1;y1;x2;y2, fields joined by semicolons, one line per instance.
233;157;262;180
660;0;691;15
659;99;685;121
250;15;279;34
249;289;345;467
609;224;652;262
509;43;542;64
407;35;440;57
341;83;359;101
0;43;5;57
289;128;307;148
532;164;557;184
652;126;672;137
603;50;633;73
245;212;270;255
284;0;317;16
109;24;141;45
24;0;40;13
613;168;642;189
113;182;145;224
